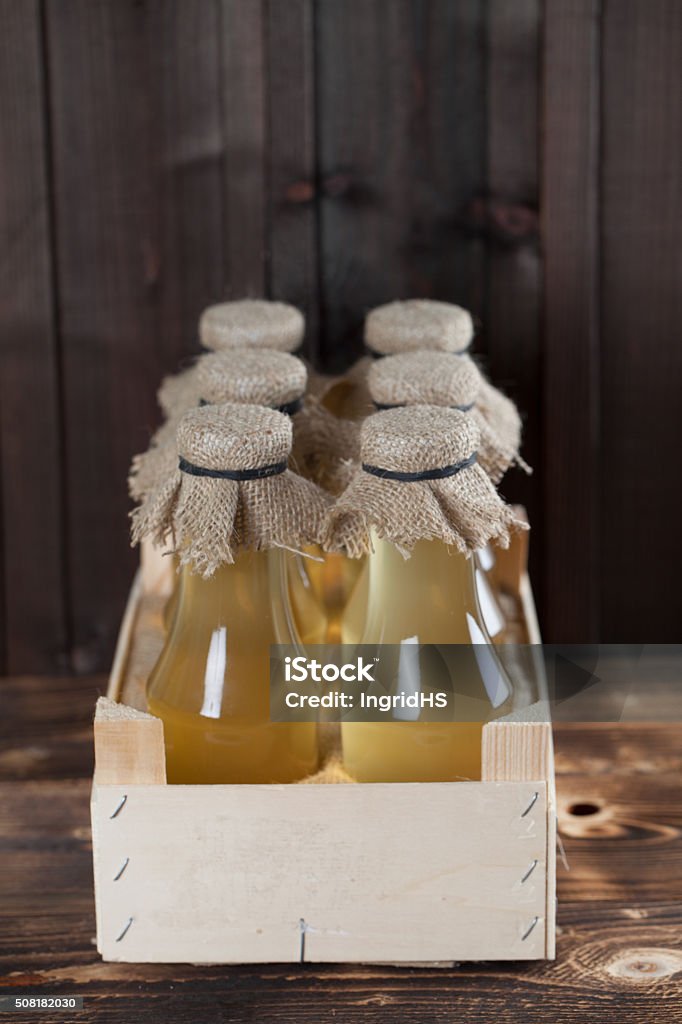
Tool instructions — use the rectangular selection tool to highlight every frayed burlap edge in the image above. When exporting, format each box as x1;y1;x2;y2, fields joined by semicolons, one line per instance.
476;377;531;480
131;468;330;577
292;395;362;496
129;366;201;501
325;460;527;559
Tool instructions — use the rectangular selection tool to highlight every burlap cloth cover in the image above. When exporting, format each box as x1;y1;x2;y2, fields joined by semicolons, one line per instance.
195;349;306;407
367;351;527;484
200;299;304;352
292;395;362;495
129;350;308;502
156;366;200;418
326;406;527;559
299;298;473;491
131;404;329;576
153;299;305;419
128;375;201;502
365;299;474;356
291;362;371;496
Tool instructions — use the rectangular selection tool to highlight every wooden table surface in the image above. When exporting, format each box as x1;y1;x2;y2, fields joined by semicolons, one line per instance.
0;676;680;1023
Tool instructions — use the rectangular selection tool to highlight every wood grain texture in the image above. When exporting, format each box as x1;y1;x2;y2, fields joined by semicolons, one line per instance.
2;2;681;671
314;0;410;370
44;0;226;675
315;0;486;371
556;723;682;906
265;0;319;360
486;0;542;593
220;0;267;298
92;779;548;963
0;674;103;781
0;0;67;674
482;722;553;782
600;0;682;641
0;711;680;1020
147;0;226;377
542;0;601;642
93;697;166;785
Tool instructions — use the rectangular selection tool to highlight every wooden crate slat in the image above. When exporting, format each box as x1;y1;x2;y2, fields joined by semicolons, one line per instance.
92;779;548;964
542;0;601;642
600;0;682;639
0;0;66;673
94;697;166;786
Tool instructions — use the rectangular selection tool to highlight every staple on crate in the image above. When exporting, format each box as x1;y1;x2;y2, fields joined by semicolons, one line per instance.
115;917;134;943
521;792;539;818
113;857;130;882
109;795;128;819
520;859;539;884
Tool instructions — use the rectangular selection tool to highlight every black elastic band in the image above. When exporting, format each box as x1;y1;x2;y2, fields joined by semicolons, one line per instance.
276;395;304;416
361;452;477;482
366;344;471;359
198;395;303;416
373;400;475;413
179;457;287;481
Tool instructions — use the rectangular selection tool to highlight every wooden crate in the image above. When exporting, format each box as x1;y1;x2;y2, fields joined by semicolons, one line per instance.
92;521;555;965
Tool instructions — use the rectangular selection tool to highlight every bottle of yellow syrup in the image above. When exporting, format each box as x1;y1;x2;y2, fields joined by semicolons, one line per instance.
189;350;326;645
365;348;530;644
131;403;330;784
328;405;526;783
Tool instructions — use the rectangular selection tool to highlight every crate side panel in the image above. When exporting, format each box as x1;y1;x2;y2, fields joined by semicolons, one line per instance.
92;781;547;964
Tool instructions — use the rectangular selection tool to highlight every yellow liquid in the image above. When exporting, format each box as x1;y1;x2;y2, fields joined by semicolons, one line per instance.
147;549;318;783
162;577;180;631
321;379;371;421
341;558;369;646
475;545;509;645
340;538;514;782
287;546;328;645
291;546;365;644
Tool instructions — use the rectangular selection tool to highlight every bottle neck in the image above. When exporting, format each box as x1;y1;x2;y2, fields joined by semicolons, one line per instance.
174;548;300;645
363;534;488;645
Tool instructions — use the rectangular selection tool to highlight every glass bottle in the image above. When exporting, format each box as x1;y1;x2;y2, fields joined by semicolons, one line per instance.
366;350;518;644
292;547;363;644
475;545;507;645
340;537;513;783
331;405;522;783
134;402;327;784
341;545;508;650
148;549;318;784
290;374;367;643
156;347;327;643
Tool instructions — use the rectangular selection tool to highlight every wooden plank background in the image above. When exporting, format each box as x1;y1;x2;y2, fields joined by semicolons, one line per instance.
0;0;680;674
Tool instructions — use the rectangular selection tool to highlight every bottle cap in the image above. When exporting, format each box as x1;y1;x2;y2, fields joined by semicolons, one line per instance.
199;300;304;352
366;351;528;483
368;351;481;410
327;405;526;558
360;405;478;477
176;403;291;474
365;299;474;356
132;404;329;575
195;350;306;413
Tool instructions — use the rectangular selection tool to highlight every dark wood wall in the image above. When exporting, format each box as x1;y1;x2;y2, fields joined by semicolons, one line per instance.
0;0;680;675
